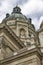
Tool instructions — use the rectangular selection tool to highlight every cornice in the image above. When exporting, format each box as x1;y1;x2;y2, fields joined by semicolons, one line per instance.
0;47;41;64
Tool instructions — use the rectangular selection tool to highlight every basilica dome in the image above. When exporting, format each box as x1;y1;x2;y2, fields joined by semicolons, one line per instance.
2;6;28;23
2;5;35;31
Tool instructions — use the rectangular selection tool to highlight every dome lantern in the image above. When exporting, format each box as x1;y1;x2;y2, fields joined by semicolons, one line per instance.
12;5;21;14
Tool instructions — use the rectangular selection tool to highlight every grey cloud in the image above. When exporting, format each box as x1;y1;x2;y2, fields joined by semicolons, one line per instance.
0;3;1;6
0;0;2;6
28;12;43;20
18;0;28;5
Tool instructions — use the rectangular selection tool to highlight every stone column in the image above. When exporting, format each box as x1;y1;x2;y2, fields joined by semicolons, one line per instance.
0;36;8;59
0;36;4;60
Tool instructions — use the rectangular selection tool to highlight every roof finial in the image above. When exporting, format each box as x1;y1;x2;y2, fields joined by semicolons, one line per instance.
12;1;21;14
16;2;19;7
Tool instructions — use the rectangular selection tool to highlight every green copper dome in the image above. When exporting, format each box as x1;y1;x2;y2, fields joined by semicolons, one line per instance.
2;6;28;23
7;13;27;20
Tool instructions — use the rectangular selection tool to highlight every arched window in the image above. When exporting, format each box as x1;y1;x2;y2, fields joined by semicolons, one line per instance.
20;28;26;38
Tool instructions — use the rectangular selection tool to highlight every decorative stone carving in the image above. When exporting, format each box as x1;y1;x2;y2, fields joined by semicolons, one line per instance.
20;28;26;38
24;41;31;47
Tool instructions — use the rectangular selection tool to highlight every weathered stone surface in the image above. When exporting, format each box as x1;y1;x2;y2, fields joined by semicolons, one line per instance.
0;5;43;65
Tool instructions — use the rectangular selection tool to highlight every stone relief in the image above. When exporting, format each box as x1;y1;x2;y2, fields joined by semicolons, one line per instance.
20;28;26;38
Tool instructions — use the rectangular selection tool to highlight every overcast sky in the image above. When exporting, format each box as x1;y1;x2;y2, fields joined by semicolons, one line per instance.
0;0;43;30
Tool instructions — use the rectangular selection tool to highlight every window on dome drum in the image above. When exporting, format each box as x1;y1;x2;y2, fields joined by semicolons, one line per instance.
20;28;26;38
17;9;19;11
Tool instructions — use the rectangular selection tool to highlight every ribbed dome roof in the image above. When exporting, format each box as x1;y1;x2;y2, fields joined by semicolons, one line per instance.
7;13;27;20
2;6;28;23
1;5;35;31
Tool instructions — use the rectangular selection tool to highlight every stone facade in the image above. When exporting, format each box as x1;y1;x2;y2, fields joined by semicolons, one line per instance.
0;5;43;65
